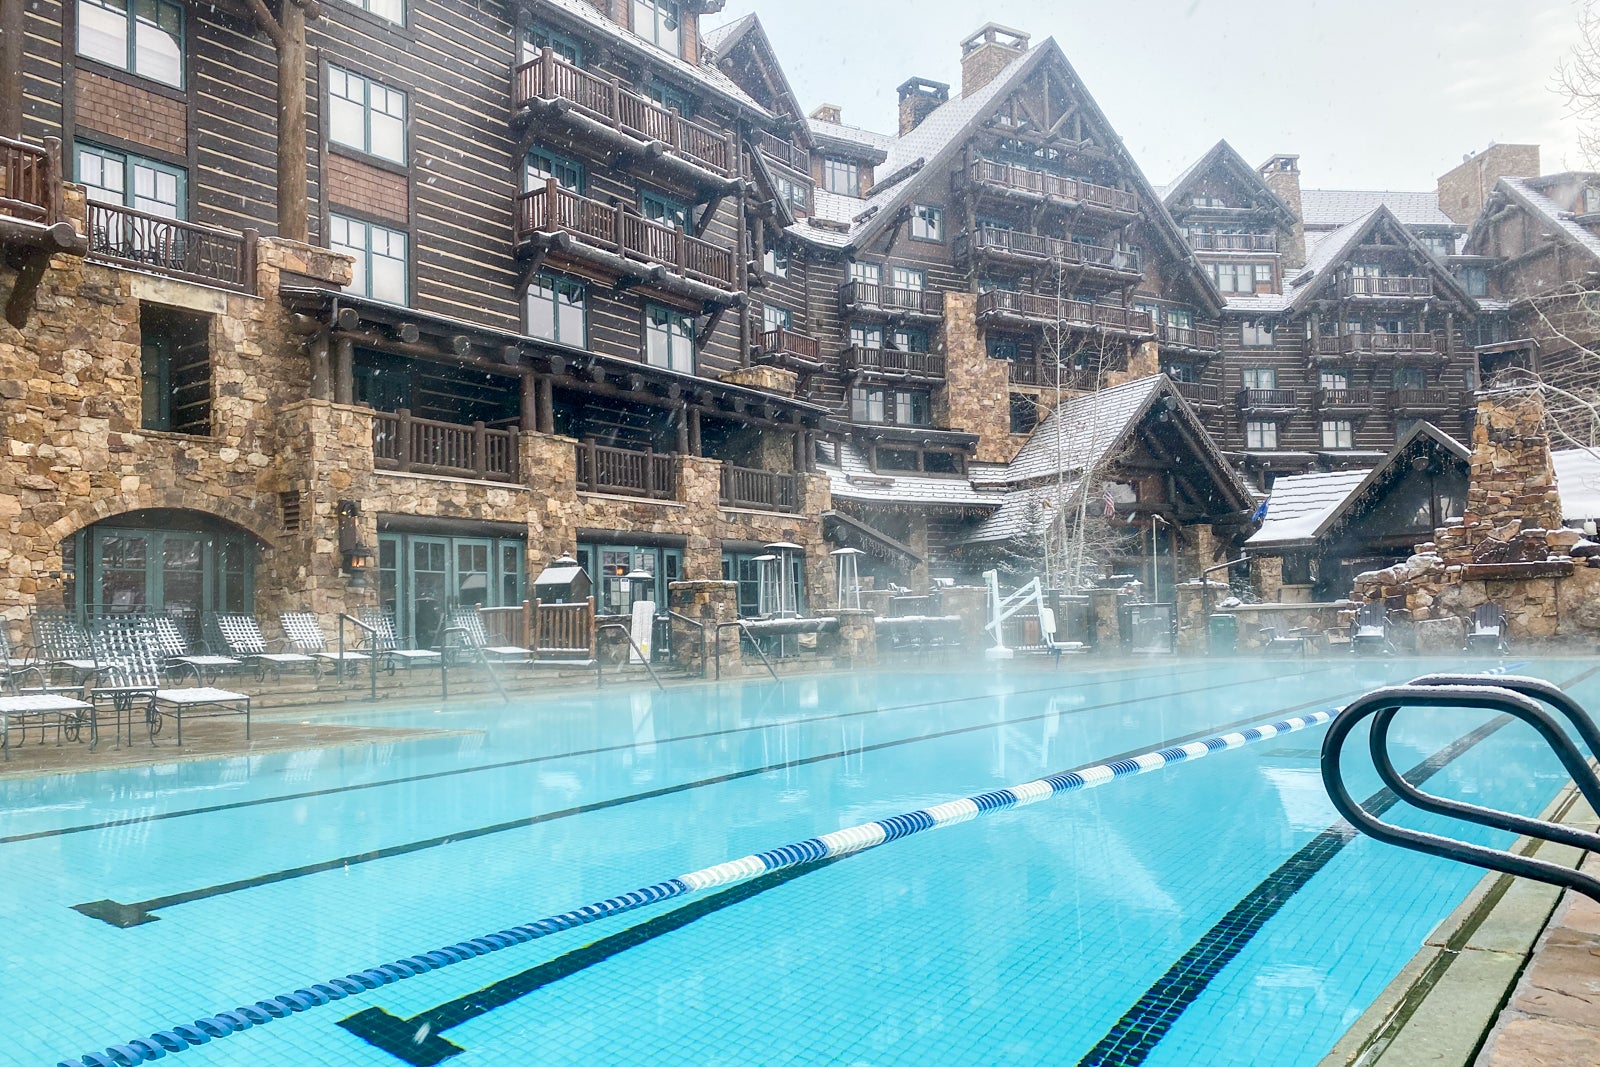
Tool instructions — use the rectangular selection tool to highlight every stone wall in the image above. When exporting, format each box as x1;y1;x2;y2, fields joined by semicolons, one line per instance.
941;290;1015;464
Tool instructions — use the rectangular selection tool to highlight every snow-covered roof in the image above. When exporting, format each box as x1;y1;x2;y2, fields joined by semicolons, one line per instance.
1004;377;1165;485
545;0;768;116
1301;189;1457;230
806;117;896;154
1161;141;1296;226
819;441;1003;509
700;12;754;55
1245;469;1373;547
967;484;1072;544
1553;448;1600;523
1498;177;1600;264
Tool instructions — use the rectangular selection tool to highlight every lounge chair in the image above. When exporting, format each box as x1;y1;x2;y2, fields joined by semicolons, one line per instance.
148;614;241;681
0;657;92;760
358;608;442;672
1259;625;1310;655
30;610;98;682
208;612;319;681
90;617;250;746
280;612;370;680
443;607;533;662
1350;601;1395;655
1466;603;1511;654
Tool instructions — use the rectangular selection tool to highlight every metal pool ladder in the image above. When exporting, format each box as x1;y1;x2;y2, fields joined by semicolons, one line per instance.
1321;674;1600;903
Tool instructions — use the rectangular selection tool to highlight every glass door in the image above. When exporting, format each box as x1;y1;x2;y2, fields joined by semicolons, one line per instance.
454;539;493;609
94;531;151;616
410;537;450;646
160;533;208;619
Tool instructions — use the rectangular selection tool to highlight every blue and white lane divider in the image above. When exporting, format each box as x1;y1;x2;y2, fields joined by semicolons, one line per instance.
57;689;1491;1067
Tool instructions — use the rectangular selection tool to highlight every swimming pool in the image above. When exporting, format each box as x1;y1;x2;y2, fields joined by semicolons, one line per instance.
6;657;1592;1066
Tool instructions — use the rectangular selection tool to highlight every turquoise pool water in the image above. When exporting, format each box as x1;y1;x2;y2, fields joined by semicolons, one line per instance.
4;657;1592;1066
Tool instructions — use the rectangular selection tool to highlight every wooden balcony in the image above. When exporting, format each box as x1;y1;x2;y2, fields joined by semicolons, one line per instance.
953;226;1142;280
1236;388;1299;414
757;327;822;370
576;440;676;499
963;159;1139;218
842;346;947;382
839;280;944;318
975;290;1154;338
372;410;519;482
512;49;738;184
1172;381;1220;406
1388;388;1456;413
1188;232;1278;253
1311;332;1447;362
720;464;800;512
1005;358;1040;386
87;201;257;294
1339;275;1433;299
752;129;810;175
1158;323;1221;354
516;180;738;297
1315;387;1372;411
0;135;58;226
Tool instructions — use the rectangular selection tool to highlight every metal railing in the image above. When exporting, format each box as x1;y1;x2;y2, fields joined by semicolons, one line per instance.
839;280;944;315
576;439;676;499
0;134;58;224
720;464;800;512
841;346;947;379
955;226;1142;273
372;410;519;482
1340;275;1433;298
516;179;737;289
513;48;736;177
967;159;1139;215
1236;387;1298;410
1158;323;1220;351
594;622;665;690
975;290;1155;335
1188;232;1278;252
85;201;257;293
336;614;380;701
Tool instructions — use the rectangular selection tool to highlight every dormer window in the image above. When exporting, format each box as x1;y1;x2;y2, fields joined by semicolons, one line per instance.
632;0;681;56
823;157;860;197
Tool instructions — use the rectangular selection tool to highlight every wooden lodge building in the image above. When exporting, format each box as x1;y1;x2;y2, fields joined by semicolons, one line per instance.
0;0;1585;638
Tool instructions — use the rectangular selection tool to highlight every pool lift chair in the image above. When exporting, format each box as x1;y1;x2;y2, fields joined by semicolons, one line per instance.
280;611;372;682
358;608;443;672
89;617;250;747
207;612;319;682
1466;603;1511;655
1038;607;1087;666
148;613;242;683
1350;601;1395;656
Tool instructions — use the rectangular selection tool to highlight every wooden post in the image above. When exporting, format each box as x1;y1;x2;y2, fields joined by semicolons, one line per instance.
520;373;537;433
792;428;805;471
676;402;689;453
643;446;655;497
613;200;626;255
42;137;63;226
538;375;554;433
473;422;487;478
583;437;596;491
241;227;260;294
397;409;413;472
309;330;332;401
0;0;23;140
688;407;702;456
276;1;308;242
541;45;554;97
334;337;354;405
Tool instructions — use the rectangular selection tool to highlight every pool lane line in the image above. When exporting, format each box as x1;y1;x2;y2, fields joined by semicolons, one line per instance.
1072;661;1591;1067
58;702;1347;1067
3;659;1239;848
69;665;1353;928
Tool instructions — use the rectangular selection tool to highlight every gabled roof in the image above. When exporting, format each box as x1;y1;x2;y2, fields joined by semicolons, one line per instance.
1466;175;1600;266
1282;205;1476;314
819;440;1004;509
703;13;812;144
1162;141;1297;228
1300;189;1458;230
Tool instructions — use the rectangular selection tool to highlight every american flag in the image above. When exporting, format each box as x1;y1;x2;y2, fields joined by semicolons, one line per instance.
1102;483;1116;519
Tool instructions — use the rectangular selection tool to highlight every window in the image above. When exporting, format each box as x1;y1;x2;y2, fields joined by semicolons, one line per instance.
1456;266;1489;297
911;204;944;242
850;261;881;285
924;451;962;475
78;0;183;88
1396;416;1421;442
328;67;406;164
648;82;694;118
763;245;790;278
642;192;689;230
525;148;584;194
522;23;585;65
776;176;809;212
1253;263;1274;289
1241;367;1276;389
1208;262;1254;293
140;304;210;435
348;0;403;24
877;448;919;472
77;142;185;217
1166;307;1194;331
632;0;682;55
823;157;860;197
895;390;931;426
987;334;1019;361
850;385;885;423
1241;319;1275;347
1320;370;1349;391
1246;421;1278;449
1419;234;1454;258
1164;361;1199;384
762;305;791;332
891;266;924;291
850;325;883;349
1321;420;1354;449
526;272;585;346
1393;367;1427;389
1010;392;1038;434
645;304;694;373
890;327;928;353
850;387;931;426
331;214;408;304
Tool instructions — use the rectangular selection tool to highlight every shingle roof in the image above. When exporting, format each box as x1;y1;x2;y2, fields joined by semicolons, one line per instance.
1301;189;1458;229
700;12;755;55
819;441;1004;508
967;484;1071;544
1161;141;1296;226
1245;469;1372;547
806;117;896;153
1003;377;1164;485
1498;177;1600;263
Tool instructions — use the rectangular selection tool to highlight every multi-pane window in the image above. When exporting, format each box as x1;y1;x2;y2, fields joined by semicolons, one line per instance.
851;387;930;426
1164;361;1199;383
525;148;584;193
762;305;791;332
1241;319;1275;347
890;327;927;352
895;389;931;426
1208;262;1253;293
642;192;689;230
823;157;860;196
140;304;211;436
526;272;585;346
632;0;682;55
648;82;694;117
776;176;809;212
521;23;585;65
1393;367;1427;389
987;335;1019;361
328;67;406;164
850;325;883;349
1419;234;1454;258
1321;420;1354;449
911;205;944;242
645;304;694;373
331;214;407;304
1241;367;1276;389
78;0;183;88
849;261;881;285
1246;421;1278;449
851;385;885;424
1009;392;1038;434
1320;370;1349;391
347;0;403;24
891;266;924;291
1253;263;1274;289
763;245;790;278
77;142;185;217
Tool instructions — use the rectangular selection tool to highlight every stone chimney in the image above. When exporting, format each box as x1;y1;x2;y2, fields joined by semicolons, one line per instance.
809;103;842;126
1258;154;1306;269
960;23;1029;98
1437;143;1541;226
896;77;950;135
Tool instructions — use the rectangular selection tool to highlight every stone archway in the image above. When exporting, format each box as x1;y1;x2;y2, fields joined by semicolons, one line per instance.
46;485;280;554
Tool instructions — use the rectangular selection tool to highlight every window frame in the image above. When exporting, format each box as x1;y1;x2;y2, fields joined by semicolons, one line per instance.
76;140;187;218
1245;420;1278;449
763;244;790;279
77;0;185;89
526;271;587;347
631;0;683;55
330;211;410;305
522;22;585;66
1320;419;1355;450
525;146;585;194
327;65;408;165
910;204;944;243
1241;319;1275;347
890;266;925;292
644;303;696;373
641;191;690;230
823;157;861;197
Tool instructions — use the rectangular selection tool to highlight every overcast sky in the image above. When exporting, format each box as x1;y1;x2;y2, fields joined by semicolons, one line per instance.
710;0;1588;191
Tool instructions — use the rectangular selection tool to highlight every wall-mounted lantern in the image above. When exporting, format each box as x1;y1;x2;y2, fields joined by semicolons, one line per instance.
337;500;374;588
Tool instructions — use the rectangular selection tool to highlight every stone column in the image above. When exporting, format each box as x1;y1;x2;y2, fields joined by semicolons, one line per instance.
1252;555;1284;603
832;609;878;668
678;455;723;581
669;579;740;676
1089;589;1123;650
521;431;579;563
940;291;1015;464
1174;581;1207;654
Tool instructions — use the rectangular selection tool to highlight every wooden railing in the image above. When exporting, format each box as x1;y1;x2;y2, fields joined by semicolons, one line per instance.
967;159;1138;215
0;135;58;224
1158;323;1220;351
1340;275;1433;298
957;226;1141;273
753;128;810;173
839;280;944;315
1316;387;1373;408
760;327;821;363
1189;232;1278;252
533;598;596;657
85;201;257;293
516;180;736;289
1172;381;1219;404
371;410;519;481
1389;388;1455;410
477;604;530;648
576;440;676;499
720;464;800;512
1236;388;1299;410
1005;359;1040;385
975;290;1155;335
513;48;736;177
1313;332;1445;358
841;346;947;379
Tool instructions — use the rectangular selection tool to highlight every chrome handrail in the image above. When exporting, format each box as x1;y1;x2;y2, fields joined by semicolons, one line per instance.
595;622;666;691
337;613;380;700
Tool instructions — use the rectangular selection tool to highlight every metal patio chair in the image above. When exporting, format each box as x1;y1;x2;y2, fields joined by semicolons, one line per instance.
1259;625;1310;656
207;613;318;681
358;608;442;672
30;610;99;682
149;614;242;682
90;617;250;747
1466;603;1511;655
279;612;372;682
0;654;93;760
443;607;533;663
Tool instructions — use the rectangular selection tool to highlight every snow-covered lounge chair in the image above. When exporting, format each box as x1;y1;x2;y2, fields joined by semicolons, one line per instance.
208;612;318;681
148;614;241;682
91;618;250;747
1350;601;1394;655
358;608;442;671
1466;603;1511;655
444;607;533;663
280;612;370;681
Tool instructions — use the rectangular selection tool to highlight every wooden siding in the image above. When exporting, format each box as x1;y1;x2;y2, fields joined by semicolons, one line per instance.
74;69;187;156
324;150;408;224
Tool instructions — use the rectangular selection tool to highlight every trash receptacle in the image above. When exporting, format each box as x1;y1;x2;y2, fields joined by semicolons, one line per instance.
1208;613;1237;655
